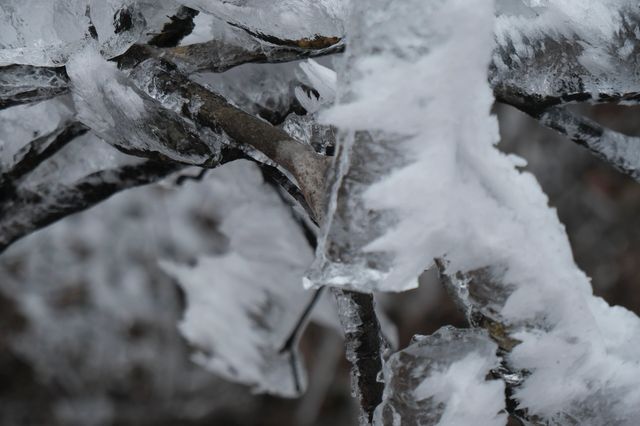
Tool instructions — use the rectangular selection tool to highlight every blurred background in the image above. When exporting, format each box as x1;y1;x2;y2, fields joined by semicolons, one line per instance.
1;102;639;425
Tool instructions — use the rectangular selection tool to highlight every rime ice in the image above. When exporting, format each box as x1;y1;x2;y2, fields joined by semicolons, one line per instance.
374;327;506;426
305;0;640;422
161;161;332;397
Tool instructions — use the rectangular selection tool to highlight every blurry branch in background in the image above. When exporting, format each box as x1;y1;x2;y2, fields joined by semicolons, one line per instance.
0;65;70;111
0;121;89;189
0;159;184;254
538;107;640;181
494;87;640;182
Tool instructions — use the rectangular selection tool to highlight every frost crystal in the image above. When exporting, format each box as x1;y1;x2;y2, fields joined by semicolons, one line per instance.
374;327;506;426
160;161;331;397
307;0;498;292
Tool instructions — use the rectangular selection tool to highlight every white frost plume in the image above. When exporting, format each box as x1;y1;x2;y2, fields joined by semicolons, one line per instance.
161;161;333;397
308;0;499;292
374;327;506;426
306;0;640;421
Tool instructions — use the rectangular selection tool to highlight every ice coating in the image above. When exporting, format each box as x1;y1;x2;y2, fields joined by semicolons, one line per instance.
0;65;70;109
0;98;74;166
66;46;222;166
178;0;348;41
492;0;640;102
194;61;302;123
373;327;506;426
0;0;147;67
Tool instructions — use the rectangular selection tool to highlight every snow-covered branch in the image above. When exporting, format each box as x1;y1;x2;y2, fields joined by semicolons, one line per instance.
492;1;640;108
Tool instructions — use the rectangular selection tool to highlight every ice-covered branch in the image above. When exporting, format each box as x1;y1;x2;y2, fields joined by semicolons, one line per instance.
333;289;386;425
492;1;640;109
0;121;89;189
495;90;640;182
117;46;331;219
538;107;640;181
490;2;640;182
0;65;70;110
159;38;344;74
0;160;185;254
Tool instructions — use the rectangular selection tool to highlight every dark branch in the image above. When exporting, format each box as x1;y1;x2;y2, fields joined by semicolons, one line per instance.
260;163;314;220
228;22;342;50
0;65;69;110
279;287;326;354
0;160;184;254
175;168;208;186
0;121;89;188
333;289;386;425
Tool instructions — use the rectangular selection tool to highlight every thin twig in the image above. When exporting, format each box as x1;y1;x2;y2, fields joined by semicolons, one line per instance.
280;287;326;354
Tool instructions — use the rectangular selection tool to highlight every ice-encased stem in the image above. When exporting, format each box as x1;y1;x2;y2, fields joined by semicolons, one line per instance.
332;288;385;425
